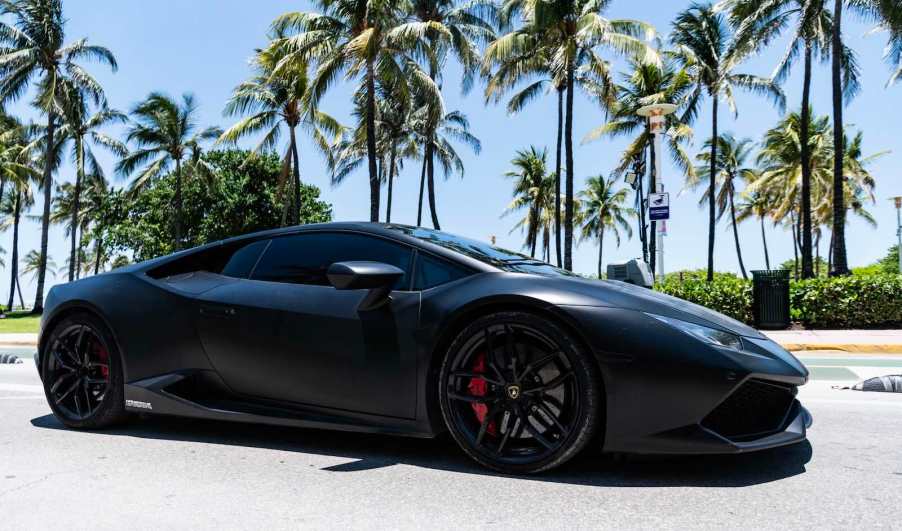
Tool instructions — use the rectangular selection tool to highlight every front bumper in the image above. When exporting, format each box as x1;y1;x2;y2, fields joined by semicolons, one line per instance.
557;305;812;456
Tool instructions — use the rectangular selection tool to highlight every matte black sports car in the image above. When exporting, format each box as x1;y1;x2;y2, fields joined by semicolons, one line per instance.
36;222;811;474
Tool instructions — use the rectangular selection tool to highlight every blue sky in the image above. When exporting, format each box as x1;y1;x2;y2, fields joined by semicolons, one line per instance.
7;0;901;301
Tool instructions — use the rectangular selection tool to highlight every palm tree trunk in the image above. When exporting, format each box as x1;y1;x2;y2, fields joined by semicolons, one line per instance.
417;155;427;226
75;223;85;279
800;42;814;279
386;141;397;223
290;126;302;225
597;230;605;278
564;65;575;271
543;225;550;263
830;0;849;275
529;202;539;258
648;139;657;276
760;215;771;270
16;276;24;310
69;138;84;282
706;96;719;282
828;230;834;271
33;111;56;313
426;143;440;230
815;230;821;276
174;157;183;250
94;235;103;276
554;88;563;268
366;59;380;223
791;211;800;280
729;188;747;279
279;149;292;227
7;191;20;311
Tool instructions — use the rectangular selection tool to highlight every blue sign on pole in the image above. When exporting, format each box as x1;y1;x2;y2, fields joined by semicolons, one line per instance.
649;192;670;221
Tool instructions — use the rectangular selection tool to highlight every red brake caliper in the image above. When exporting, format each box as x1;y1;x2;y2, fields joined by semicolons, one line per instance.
468;352;497;436
96;343;110;380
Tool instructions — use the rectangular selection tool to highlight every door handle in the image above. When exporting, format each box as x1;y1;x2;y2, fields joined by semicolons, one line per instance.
199;305;238;318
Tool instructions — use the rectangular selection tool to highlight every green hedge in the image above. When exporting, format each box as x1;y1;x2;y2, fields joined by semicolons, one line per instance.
656;273;753;324
790;274;902;328
655;273;902;329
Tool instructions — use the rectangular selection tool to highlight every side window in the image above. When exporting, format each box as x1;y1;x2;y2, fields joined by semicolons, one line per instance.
250;232;413;289
221;240;269;279
413;253;471;290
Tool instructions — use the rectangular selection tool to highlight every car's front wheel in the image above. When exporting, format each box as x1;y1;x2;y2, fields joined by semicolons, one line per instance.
41;313;127;429
438;311;601;474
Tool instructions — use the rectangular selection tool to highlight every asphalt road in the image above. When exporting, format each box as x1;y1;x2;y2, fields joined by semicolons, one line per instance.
2;353;901;530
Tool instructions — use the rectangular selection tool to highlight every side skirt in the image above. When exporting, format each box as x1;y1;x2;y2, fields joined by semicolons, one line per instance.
124;371;435;438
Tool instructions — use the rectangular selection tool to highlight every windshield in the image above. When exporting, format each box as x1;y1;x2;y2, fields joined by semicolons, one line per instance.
386;225;577;277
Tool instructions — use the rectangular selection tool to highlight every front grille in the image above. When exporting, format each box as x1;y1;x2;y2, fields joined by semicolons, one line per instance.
701;379;797;442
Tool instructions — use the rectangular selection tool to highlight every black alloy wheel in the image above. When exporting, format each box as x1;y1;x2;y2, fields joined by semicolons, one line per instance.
42;314;127;429
439;312;600;474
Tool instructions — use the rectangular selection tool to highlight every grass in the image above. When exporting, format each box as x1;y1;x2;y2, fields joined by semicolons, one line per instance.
0;311;40;334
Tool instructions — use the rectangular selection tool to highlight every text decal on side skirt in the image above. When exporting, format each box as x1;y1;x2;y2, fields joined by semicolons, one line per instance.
125;399;153;410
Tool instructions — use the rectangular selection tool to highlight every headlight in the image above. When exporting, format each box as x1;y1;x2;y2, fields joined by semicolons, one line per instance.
647;313;743;350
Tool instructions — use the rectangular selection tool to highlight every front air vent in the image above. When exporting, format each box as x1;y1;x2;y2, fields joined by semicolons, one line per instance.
701;379;797;442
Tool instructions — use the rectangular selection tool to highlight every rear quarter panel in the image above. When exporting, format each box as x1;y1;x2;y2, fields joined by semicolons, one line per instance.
41;272;214;383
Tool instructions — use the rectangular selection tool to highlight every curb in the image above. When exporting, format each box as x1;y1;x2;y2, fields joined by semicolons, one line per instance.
780;343;902;354
0;341;36;348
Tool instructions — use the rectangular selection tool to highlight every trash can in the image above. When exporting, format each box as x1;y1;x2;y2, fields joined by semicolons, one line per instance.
751;270;791;330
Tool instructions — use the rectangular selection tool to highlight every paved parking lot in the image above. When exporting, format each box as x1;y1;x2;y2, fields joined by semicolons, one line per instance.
2;353;901;530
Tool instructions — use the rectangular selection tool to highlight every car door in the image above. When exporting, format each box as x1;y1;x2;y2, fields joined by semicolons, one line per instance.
196;231;420;419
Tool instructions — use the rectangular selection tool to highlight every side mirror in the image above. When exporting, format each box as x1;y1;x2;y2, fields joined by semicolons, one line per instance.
327;261;404;311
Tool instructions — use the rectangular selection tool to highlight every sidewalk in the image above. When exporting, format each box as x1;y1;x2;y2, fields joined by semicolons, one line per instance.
762;330;902;354
0;330;900;353
0;333;38;348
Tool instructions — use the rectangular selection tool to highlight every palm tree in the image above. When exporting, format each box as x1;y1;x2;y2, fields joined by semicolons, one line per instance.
116;93;221;249
22;249;54;284
503;146;549;256
751;109;833;275
736;187;774;270
752;110;833;223
692;134;756;279
408;0;496;230
579;175;634;277
719;0;856;279
0;0;117;312
219;40;343;226
56;97;127;281
671;3;785;281
482;30;566;265
272;1;439;222
489;0;656;271
0;130;35;310
827;0;902;274
412;108;481;228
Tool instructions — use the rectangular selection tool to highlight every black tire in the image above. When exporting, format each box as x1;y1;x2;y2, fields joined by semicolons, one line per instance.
438;311;600;474
41;312;127;429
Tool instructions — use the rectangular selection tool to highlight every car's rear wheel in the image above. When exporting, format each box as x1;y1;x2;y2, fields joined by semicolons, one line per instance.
438;311;600;474
41;313;127;429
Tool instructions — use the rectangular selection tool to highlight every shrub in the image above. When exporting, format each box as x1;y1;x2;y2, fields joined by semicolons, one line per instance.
790;274;902;328
655;273;902;329
656;274;753;324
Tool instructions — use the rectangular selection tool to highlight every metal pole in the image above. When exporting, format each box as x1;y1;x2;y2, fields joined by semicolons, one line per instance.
654;130;665;279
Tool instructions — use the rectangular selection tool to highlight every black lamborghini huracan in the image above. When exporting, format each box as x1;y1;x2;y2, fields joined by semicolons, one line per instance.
36;223;811;474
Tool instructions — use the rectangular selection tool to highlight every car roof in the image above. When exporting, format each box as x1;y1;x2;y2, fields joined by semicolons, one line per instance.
132;222;500;274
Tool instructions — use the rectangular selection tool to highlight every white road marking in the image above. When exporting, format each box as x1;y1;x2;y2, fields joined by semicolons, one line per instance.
0;383;43;393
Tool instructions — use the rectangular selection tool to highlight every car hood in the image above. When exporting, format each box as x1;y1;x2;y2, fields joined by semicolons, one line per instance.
549;276;765;339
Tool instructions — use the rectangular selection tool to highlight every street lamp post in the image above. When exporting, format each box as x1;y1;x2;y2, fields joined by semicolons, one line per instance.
892;196;902;274
637;103;677;280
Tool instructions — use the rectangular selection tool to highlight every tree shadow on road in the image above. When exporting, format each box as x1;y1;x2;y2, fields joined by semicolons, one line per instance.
30;413;811;487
